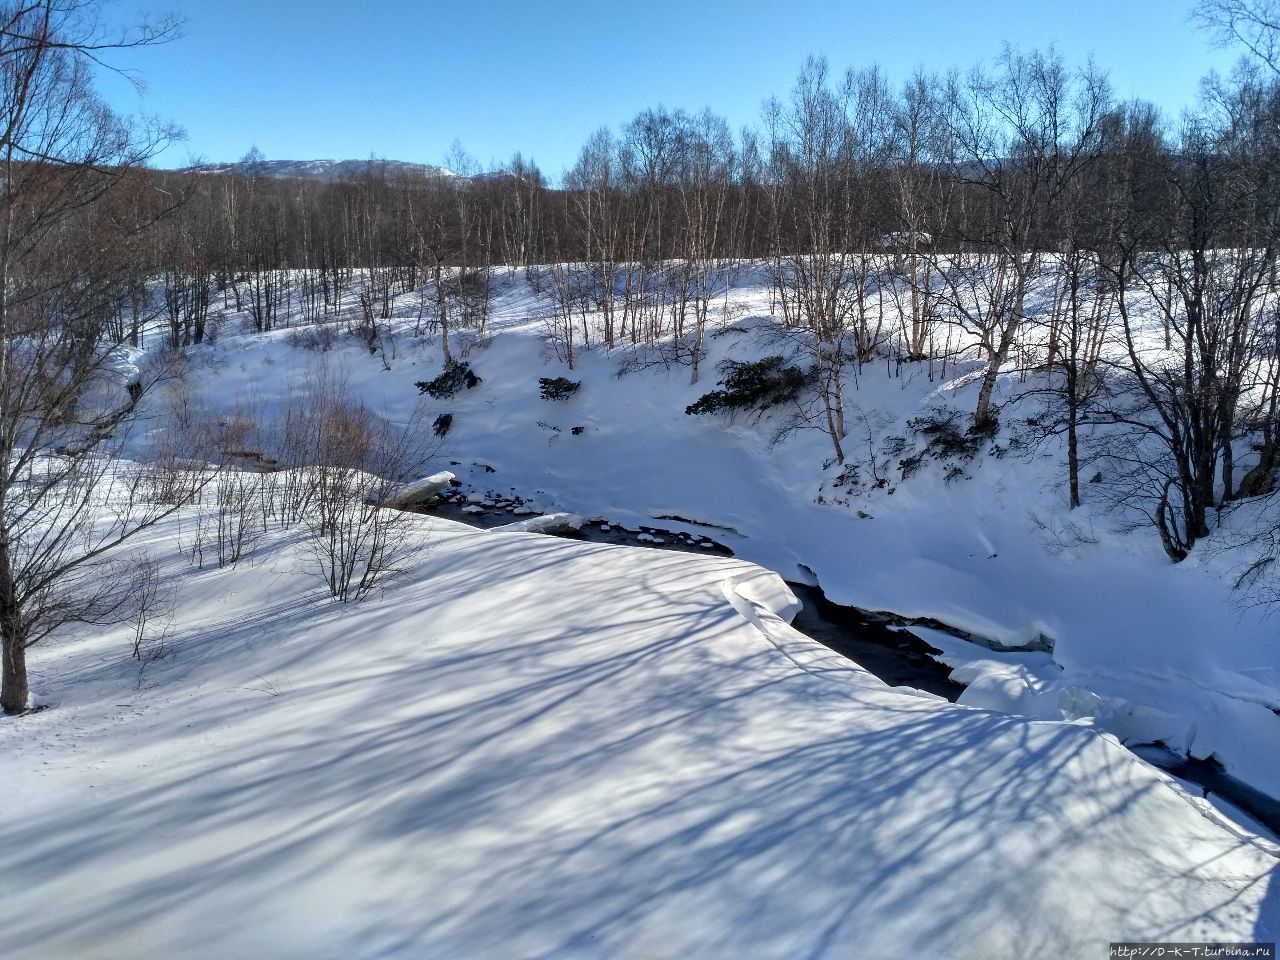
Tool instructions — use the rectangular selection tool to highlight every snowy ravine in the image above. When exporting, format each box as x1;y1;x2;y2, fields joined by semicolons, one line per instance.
1;515;1276;958
162;268;1280;802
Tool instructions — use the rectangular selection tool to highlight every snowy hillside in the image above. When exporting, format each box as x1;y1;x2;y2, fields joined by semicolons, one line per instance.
2;511;1276;958
141;266;1280;803
11;0;1280;953
4;264;1278;957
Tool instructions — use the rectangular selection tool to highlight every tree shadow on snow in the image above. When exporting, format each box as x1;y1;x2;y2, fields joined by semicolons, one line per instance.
0;530;1275;958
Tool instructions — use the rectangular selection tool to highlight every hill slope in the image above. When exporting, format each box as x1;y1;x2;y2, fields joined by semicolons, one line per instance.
2;515;1275;957
152;267;1280;801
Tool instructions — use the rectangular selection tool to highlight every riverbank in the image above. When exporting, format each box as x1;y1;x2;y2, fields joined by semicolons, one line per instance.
415;487;1280;838
4;506;1275;957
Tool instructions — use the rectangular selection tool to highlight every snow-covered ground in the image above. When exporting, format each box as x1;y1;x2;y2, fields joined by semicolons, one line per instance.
150;267;1280;800
2;514;1276;957
5;265;1278;955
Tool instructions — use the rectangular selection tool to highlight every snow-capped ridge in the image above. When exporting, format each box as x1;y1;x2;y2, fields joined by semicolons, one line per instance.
182;158;461;182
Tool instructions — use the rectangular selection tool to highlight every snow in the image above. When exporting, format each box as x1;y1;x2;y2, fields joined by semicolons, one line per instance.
136;267;1280;802
8;263;1279;954
494;511;585;534
307;272;1269;798
200;267;1274;798
183;158;460;181
383;470;456;507
1;515;1275;957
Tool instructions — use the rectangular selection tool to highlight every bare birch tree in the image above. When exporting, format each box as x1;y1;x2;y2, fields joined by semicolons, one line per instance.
0;1;184;713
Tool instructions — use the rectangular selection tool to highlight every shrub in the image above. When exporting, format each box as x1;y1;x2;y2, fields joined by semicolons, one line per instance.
416;360;481;400
906;408;990;461
685;356;808;418
303;400;429;602
539;376;581;401
896;407;998;480
289;322;339;353
433;413;453;437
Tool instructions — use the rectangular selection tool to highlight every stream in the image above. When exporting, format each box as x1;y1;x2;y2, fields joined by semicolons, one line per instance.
414;489;1280;840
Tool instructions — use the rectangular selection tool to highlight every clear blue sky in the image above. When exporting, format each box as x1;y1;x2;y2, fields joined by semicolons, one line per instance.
97;0;1241;182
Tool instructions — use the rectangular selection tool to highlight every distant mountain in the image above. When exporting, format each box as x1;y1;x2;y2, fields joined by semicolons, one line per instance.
183;158;461;182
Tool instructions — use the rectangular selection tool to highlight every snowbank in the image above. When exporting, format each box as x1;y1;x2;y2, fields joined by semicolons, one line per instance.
0;515;1275;958
493;511;586;534
383;470;457;507
135;271;1279;803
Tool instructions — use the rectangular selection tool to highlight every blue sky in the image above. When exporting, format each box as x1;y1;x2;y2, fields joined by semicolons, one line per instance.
97;0;1241;181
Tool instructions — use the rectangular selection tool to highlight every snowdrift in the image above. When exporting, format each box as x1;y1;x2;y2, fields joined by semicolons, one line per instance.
0;516;1275;958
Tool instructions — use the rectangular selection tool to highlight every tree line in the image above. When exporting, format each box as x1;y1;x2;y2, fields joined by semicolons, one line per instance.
145;32;1280;549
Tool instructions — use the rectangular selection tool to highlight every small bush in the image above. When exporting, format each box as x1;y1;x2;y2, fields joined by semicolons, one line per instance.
433;413;453;437
898;451;926;480
896;407;998;481
969;407;1001;439
907;408;990;462
832;463;860;490
539;376;581;401
685;356;808;418
416;361;481;400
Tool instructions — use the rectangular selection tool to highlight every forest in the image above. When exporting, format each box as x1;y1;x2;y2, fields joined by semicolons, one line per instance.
69;36;1280;560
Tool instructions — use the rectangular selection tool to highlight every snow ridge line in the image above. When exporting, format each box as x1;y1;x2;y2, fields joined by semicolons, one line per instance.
1113;740;1280;859
727;576;1280;853
720;573;891;699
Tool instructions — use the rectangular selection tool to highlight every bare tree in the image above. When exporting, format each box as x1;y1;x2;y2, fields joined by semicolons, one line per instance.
890;71;953;361
937;49;1111;430
1195;0;1280;76
299;383;433;602
765;59;893;464
1103;78;1280;560
128;550;173;662
0;1;185;713
565;127;623;350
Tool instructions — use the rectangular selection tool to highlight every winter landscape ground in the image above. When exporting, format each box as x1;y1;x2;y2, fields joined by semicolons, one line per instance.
2;269;1278;957
171;270;1280;799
